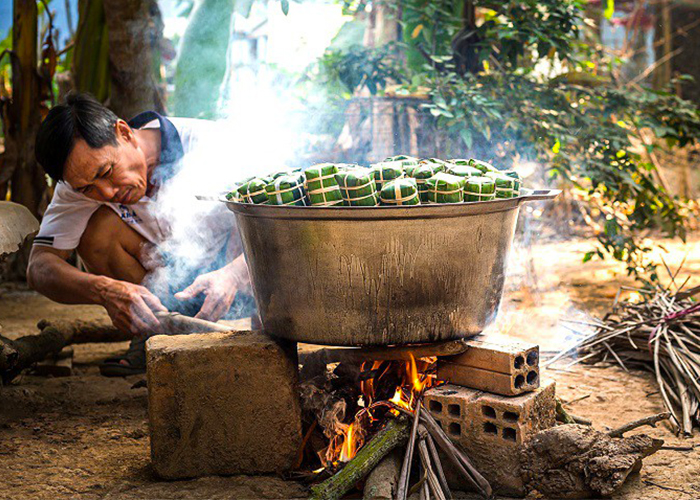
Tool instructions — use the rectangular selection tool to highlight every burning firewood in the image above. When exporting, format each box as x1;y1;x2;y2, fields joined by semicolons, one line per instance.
309;417;411;500
551;282;700;435
299;349;493;500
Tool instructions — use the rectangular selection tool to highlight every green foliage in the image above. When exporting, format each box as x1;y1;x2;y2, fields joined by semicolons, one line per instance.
473;0;582;68
172;0;235;119
315;44;406;97
314;0;700;281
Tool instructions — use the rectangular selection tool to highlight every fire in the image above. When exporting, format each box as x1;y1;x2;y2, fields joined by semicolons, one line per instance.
339;423;357;462
322;354;436;467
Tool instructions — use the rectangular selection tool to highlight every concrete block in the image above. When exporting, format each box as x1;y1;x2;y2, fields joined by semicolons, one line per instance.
146;330;302;479
424;379;556;496
445;335;539;374
437;334;539;396
437;361;539;396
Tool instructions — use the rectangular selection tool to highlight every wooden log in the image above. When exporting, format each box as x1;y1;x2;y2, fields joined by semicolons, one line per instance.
363;449;401;500
0;335;19;373
310;417;410;500
1;328;66;384
299;340;471;367
155;312;233;334
1;316;241;384
2;320;129;383
299;376;348;439
33;346;74;377
37;319;131;344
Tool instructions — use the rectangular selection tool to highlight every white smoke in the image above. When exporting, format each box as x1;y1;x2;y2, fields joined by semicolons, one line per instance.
142;2;345;316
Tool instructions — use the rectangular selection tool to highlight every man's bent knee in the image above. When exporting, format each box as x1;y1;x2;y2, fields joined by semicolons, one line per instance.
78;206;147;283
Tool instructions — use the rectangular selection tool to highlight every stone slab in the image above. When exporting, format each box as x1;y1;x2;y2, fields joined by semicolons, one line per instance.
146;330;302;479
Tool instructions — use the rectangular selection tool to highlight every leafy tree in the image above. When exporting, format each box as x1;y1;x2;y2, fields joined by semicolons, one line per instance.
313;0;700;281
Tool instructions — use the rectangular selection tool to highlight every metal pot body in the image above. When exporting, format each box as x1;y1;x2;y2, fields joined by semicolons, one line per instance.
225;189;558;346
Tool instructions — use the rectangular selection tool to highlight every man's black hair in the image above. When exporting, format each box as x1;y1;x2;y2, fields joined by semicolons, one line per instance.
35;92;120;182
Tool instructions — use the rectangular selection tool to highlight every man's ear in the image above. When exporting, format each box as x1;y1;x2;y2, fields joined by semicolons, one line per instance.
114;119;136;145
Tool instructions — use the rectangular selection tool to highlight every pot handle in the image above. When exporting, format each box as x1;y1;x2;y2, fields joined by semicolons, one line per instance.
518;189;561;203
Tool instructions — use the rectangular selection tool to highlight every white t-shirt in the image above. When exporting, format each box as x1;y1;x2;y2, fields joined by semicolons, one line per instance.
34;116;235;265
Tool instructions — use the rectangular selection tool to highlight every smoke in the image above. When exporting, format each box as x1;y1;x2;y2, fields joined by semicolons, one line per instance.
140;2;345;320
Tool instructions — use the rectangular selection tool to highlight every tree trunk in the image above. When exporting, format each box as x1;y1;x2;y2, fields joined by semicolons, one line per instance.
669;4;700;105
5;0;48;220
172;0;234;119
103;0;164;119
0;0;49;280
73;0;111;102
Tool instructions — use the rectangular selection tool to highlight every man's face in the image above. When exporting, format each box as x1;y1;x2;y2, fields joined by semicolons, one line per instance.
64;120;149;204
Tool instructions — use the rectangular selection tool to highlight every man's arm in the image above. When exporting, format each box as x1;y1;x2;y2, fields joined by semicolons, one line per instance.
27;246;166;334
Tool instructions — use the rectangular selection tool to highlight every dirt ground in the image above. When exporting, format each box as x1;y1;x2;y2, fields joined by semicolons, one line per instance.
2;235;700;499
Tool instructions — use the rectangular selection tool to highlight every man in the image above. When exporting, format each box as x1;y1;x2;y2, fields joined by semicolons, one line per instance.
28;93;253;376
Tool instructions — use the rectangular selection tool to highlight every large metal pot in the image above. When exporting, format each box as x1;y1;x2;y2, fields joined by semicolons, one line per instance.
224;189;559;346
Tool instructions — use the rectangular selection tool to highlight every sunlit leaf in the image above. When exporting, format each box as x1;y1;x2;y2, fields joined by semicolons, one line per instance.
552;139;561;154
460;129;473;148
604;0;614;20
235;0;255;17
281;0;290;15
411;24;423;39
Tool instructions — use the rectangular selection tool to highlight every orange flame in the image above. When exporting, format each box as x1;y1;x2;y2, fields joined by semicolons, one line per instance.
323;354;436;466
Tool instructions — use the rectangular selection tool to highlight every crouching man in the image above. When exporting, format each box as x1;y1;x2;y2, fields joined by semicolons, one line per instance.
28;93;254;376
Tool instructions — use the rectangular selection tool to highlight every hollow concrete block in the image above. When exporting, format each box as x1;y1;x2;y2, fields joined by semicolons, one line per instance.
146;330;302;479
424;379;556;496
437;334;540;396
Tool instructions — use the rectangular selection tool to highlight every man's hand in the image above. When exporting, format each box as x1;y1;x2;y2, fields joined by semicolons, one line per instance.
97;278;167;334
174;256;250;321
174;267;238;321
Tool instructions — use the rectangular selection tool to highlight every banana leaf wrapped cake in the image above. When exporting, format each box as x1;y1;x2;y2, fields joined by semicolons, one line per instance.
412;163;444;203
503;170;521;196
335;169;379;206
464;176;496;202
467;158;498;174
424;172;466;204
371;162;405;192
379;178;420;205
446;164;482;178
237;177;269;204
447;158;471;166
420;158;446;166
228;156;526;207
485;172;517;199
384;155;420;176
265;174;307;206
304;163;344;206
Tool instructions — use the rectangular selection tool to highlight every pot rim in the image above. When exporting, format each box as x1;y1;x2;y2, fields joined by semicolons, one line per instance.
221;188;560;220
